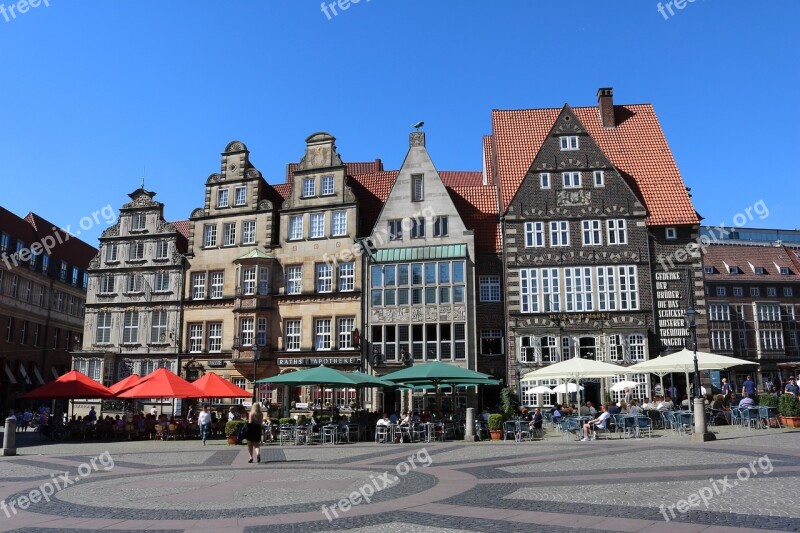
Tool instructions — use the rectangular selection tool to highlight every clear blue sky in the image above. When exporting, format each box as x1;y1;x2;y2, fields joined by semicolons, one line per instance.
1;1;798;245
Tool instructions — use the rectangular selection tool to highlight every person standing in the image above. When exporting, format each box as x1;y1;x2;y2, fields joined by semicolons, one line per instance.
246;403;263;463
785;378;799;396
22;409;32;431
198;405;212;446
742;376;756;399
721;378;733;399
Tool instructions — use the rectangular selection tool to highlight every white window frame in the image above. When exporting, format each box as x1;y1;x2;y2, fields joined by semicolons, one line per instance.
191;272;206;299
105;244;118;263
338;262;355;292
316;264;333;293
286;266;302;295
716;287;726;297
549;221;569;247
332;211;347;236
302;177;316;198
562;171;581;189
289;215;303;240
338;318;354;349
217;189;229;208
189;324;203;353
285;320;301;351
128;242;144;261
131;213;147;230
733;287;743;297
122;312;139;344
203;224;217;248
100;275;115;294
310;213;325;239
524;221;545;248
210;271;224;299
606;219;627;245
665;227;678;240
321;175;334;196
559;136;578;150
241;267;256;296
540;173;550;189
242;220;256;245
582;220;602;246
593;170;605;187
234;186;247;206
240;318;255;347
150;311;168;344
95;312;112;344
315;319;332;350
222;222;236;247
207;323;222;353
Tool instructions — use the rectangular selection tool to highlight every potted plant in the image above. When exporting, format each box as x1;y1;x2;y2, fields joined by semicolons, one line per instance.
778;394;800;428
500;387;520;420
488;414;504;440
225;420;246;445
278;417;296;425
758;394;779;408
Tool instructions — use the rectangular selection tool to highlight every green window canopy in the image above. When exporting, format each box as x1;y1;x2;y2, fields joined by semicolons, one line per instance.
371;244;467;263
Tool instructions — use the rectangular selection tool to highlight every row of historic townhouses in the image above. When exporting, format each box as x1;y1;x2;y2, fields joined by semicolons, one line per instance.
702;242;800;393
182;141;281;408
1;208;96;412
75;188;187;415
364;131;480;413
273;133;363;410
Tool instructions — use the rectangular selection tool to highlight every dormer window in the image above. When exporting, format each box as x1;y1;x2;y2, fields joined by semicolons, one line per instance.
754;267;766;275
302;177;316;198
131;213;146;231
704;266;714;274
559;136;579;150
665;228;677;240
540;173;550;189
321;175;334;196
780;267;790;275
729;266;741;274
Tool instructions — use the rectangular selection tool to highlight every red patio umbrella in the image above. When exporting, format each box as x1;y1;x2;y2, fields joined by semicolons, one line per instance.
108;374;142;395
192;372;251;398
21;370;113;399
116;368;205;399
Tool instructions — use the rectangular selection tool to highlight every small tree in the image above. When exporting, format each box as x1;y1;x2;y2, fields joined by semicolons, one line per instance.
500;387;520;420
778;393;800;417
488;414;504;431
759;394;779;408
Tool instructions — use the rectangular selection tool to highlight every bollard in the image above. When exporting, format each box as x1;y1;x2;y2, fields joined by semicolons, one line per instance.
3;415;17;456
464;407;477;442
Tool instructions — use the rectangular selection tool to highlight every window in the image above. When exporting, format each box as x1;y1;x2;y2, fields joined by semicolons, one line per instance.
411;219;425;239
241;268;256;295
131;213;146;230
767;287;777;297
302;177;316;198
562;172;581;188
105;244;118;262
754;267;766;275
286;266;302;295
310;213;325;239
210;271;224;298
153;272;169;292
389;220;403;241
96;313;112;344
4;317;13;342
524;221;545;248
757;304;780;321
433;216;448;237
316;264;333;293
715;286;726;296
729;266;741;274
606;219;627;245
242;220;256;244
784;287;794;297
23;280;31;302
100;275;115;294
564;267;593;311
549;221;569;247
321;175;334;195
593;170;604;187
126;273;142;293
0;233;7;253
704;266;714;274
203;224;217;247
750;287;760;297
239;318;254;346
665;227;677;240
122;312;139;344
74;358;102;381
759;330;784;351
150;311;167;343
780;267;791;275
480;330;502;355
234;186;247;206
188;324;203;353
629;334;646;361
540;173;550;189
259;267;270;295
711;330;732;351
285;320;301;351
128;242;144;260
256;318;268;347
207;323;222;352
338;262;355;292
708;304;730;321
479;276;501;302
332;211;347;236
338;318;354;349
42;254;49;273
412;174;424;202
191;272;206;299
733;287;743;297
289;215;303;240
222;222;236;246
72;267;81;287
582;220;602;246
559;136;578;150
217;189;229;208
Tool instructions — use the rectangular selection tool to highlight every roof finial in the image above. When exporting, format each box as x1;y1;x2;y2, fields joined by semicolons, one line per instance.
141;166;146;189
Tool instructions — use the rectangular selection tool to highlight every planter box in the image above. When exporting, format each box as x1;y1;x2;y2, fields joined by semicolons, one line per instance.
779;416;800;428
226;436;238;445
489;430;502;440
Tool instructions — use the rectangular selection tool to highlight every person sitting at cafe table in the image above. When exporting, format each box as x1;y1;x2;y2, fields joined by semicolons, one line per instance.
657;396;674;410
628;400;641;416
711;394;731;424
581;404;610;441
399;411;412;426
617;400;629;414
607;403;621;415
531;408;543;430
739;393;755;407
377;413;391;426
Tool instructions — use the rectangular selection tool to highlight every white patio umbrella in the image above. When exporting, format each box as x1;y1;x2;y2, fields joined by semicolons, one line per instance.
610;380;644;392
552;383;583;393
525;386;555;394
627;349;756;401
522;358;631;409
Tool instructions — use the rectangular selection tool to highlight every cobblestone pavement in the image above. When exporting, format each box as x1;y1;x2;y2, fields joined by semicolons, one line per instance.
0;425;799;532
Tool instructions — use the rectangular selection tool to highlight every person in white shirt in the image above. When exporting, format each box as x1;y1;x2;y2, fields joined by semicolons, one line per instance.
150;406;158;417
582;405;610;441
197;405;212;445
738;394;755;407
376;413;391;426
657;398;674;410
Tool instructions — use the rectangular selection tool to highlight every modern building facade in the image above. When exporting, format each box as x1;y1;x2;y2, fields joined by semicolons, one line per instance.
74;188;188;413
0;207;96;411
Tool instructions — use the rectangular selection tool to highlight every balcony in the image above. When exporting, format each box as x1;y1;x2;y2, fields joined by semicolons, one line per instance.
234;289;273;311
232;337;271;362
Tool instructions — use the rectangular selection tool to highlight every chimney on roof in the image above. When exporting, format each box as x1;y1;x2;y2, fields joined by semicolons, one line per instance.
597;87;615;128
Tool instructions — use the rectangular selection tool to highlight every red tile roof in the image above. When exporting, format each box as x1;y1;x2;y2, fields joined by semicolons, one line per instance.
284;160;384;182
483;135;496;187
490;104;699;226
273;183;291;200
448;185;500;253
439;171;484;187
169;220;190;253
348;171;398;237
703;245;799;281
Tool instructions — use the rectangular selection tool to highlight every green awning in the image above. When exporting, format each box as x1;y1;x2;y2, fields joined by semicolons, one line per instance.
236;248;277;261
372;244;467;263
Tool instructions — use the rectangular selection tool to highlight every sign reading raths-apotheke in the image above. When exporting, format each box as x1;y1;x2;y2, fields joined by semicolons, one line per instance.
277;357;360;367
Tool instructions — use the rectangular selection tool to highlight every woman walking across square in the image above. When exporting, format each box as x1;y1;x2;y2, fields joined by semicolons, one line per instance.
246;403;263;463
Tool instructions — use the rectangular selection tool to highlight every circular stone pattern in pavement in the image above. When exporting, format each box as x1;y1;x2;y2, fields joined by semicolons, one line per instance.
9;466;438;520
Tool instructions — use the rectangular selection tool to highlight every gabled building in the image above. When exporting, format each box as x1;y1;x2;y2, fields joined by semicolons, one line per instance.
75;188;187;413
182;141;281;403
487;88;705;405
0;207;96;411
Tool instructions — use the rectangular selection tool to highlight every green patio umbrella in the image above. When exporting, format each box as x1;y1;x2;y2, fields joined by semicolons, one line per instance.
381;362;500;411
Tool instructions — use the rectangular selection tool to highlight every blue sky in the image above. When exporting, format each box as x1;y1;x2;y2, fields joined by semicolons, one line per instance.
1;1;798;245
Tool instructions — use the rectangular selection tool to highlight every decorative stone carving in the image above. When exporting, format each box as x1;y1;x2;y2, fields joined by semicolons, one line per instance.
246;168;262;179
225;141;247;153
557;190;591;207
206;173;222;184
88;255;101;269
452;306;466;321
101;223;120;237
410;132;425;147
156;219;176;234
258;200;273;211
190;208;205;219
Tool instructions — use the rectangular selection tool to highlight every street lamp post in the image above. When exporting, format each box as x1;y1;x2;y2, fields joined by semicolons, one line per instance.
515;360;523;408
684;307;715;442
252;345;261;404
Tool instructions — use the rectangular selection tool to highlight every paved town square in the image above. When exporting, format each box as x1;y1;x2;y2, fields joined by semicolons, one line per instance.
1;426;798;533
